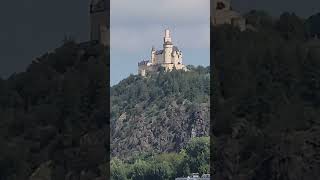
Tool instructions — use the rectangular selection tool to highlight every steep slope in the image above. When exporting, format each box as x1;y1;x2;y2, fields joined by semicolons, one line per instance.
212;12;320;179
111;67;210;159
0;40;109;180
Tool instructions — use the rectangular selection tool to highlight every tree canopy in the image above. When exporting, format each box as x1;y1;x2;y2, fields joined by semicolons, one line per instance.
212;11;320;179
110;137;210;180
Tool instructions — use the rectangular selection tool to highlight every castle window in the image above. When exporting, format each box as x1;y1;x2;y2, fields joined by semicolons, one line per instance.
216;2;226;10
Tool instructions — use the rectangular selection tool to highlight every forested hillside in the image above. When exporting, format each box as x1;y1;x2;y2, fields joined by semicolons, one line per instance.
0;40;109;180
111;137;210;180
111;66;210;159
212;11;320;179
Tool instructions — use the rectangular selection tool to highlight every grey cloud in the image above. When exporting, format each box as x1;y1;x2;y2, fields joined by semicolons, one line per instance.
111;24;209;53
111;0;210;53
111;0;210;25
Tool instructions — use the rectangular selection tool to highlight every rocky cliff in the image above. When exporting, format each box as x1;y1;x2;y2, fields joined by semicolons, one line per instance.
111;67;210;159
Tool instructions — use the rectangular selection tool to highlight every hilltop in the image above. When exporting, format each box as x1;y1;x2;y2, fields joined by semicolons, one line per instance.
111;66;210;159
0;40;109;180
0;38;210;179
212;11;320;179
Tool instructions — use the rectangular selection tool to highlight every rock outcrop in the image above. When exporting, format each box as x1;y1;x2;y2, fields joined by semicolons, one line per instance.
111;67;210;159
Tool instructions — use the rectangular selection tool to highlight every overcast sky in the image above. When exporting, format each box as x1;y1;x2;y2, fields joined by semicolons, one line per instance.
0;0;319;84
0;0;88;79
111;0;210;85
233;0;320;18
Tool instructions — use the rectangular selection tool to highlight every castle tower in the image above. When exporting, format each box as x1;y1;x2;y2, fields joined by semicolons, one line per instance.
163;29;173;64
138;29;186;76
90;0;108;45
164;29;172;43
151;46;156;64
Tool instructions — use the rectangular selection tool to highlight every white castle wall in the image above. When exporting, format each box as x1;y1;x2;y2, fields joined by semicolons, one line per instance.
138;29;187;76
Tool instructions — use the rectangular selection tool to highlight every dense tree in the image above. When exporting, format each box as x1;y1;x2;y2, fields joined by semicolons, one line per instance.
245;10;274;29
111;158;128;180
129;160;151;180
212;11;320;180
306;13;320;37
0;41;108;180
276;12;306;40
110;137;210;180
183;137;210;175
111;66;210;158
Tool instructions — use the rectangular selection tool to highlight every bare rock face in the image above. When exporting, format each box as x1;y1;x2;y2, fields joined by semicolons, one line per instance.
111;101;210;159
111;68;210;159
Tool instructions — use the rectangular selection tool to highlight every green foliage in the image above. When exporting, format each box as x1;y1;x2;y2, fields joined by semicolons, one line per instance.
183;137;210;175
213;11;320;179
111;158;128;180
129;160;151;180
111;66;210;119
245;10;273;29
306;13;320;37
110;137;210;180
276;12;306;40
0;41;108;179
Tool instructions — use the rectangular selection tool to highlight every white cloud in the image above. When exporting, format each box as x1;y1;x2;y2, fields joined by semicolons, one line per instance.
110;0;210;85
110;0;210;53
111;24;209;53
111;0;210;25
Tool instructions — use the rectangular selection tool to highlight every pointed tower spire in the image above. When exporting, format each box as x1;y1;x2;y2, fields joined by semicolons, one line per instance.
164;29;172;43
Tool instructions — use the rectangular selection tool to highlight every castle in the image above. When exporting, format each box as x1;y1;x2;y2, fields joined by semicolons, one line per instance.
212;0;246;31
90;0;108;45
87;0;246;47
138;29;187;76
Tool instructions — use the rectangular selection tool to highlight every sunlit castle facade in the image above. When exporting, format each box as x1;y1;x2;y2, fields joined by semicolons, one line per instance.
138;29;187;76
